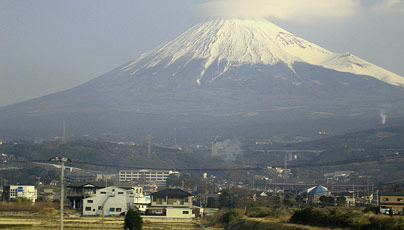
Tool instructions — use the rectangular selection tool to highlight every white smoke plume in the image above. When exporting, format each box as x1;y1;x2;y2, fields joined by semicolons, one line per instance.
211;139;243;162
198;0;362;22
380;110;387;125
372;0;404;13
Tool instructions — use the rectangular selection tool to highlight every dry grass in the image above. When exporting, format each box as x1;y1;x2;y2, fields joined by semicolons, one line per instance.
0;202;57;213
234;218;346;230
0;213;223;230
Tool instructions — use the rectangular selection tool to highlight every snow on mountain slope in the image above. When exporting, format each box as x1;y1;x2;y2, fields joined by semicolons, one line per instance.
321;52;404;86
123;19;404;87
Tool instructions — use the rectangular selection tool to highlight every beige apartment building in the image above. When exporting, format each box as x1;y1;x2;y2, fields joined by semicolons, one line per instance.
379;191;404;214
118;169;178;184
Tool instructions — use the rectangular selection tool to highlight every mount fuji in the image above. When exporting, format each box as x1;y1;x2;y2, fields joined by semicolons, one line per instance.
1;19;404;139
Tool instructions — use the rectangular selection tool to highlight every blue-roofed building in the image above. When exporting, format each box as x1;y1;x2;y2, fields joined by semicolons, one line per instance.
307;185;330;203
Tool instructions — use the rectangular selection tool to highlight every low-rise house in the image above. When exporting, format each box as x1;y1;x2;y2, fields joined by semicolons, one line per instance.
68;170;97;182
82;186;135;216
324;171;354;183
37;185;60;202
134;194;151;213
2;185;37;203
379;191;404;215
333;191;356;206
145;188;195;219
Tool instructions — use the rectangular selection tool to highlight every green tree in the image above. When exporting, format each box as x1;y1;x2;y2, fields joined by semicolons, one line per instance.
219;190;235;208
207;197;217;208
124;208;142;230
319;196;335;206
336;196;346;206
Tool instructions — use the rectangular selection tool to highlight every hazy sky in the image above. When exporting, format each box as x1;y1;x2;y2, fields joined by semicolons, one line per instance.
1;0;403;106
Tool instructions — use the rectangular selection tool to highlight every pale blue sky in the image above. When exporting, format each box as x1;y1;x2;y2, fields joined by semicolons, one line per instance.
0;0;403;106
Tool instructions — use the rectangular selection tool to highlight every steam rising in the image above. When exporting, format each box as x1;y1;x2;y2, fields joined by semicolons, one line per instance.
198;0;361;21
380;110;387;125
211;139;243;162
373;0;404;13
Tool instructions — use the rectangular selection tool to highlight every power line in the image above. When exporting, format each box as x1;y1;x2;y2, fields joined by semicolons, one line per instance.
2;153;404;172
63;153;404;171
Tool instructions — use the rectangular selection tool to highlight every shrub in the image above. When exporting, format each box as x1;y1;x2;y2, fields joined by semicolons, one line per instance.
246;204;275;218
363;205;379;214
217;209;244;228
11;197;32;204
291;207;404;230
361;216;404;230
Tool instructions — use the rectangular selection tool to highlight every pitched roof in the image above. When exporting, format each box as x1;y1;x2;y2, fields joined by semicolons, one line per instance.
379;191;404;196
152;188;193;197
307;185;329;195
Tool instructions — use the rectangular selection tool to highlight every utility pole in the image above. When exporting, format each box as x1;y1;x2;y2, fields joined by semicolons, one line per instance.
352;183;355;207
49;157;71;230
101;206;105;230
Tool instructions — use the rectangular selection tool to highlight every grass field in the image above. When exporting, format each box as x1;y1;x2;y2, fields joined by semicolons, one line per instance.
0;204;364;230
0;211;223;230
0;211;343;230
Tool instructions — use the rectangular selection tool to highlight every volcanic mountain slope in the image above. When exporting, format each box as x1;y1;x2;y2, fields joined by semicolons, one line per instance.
1;19;404;138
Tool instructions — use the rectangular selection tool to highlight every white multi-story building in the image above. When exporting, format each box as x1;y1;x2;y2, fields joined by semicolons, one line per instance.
82;186;135;216
2;185;37;203
118;169;178;184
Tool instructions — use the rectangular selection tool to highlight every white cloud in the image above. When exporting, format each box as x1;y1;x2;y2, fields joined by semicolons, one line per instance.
198;0;362;22
372;0;404;13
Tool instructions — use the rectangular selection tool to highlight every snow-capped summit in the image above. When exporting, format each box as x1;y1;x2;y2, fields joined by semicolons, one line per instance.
122;19;404;87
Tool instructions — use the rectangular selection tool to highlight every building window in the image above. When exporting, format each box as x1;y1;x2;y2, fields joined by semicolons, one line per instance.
116;208;122;212
85;207;91;211
383;198;389;201
155;197;165;204
398;198;403;202
98;206;102;210
100;192;106;194
110;208;115;212
118;192;124;194
183;211;189;214
87;200;93;203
